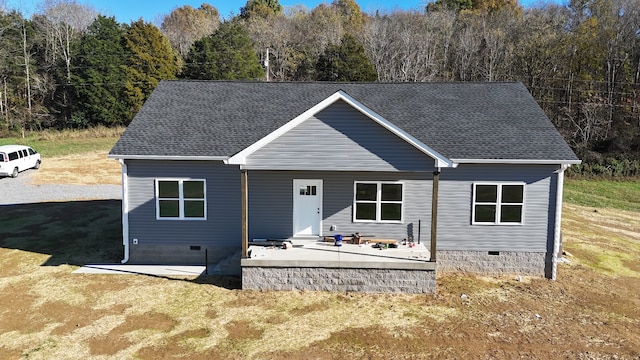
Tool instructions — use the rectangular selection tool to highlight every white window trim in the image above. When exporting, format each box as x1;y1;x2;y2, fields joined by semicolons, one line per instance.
353;181;404;223
155;178;207;220
472;182;525;225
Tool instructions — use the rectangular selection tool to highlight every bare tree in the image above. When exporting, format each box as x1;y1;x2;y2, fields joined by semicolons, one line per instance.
454;18;482;81
361;10;456;82
564;97;612;151
35;0;96;81
246;15;293;81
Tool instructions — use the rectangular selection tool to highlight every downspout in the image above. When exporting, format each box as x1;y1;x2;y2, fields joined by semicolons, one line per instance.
119;159;130;264
430;169;440;262
551;164;568;280
241;169;248;258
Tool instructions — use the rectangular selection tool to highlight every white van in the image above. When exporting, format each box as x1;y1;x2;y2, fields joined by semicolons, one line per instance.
0;145;41;178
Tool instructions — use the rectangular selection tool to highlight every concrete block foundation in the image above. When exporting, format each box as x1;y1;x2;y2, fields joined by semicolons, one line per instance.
242;266;436;294
436;250;547;277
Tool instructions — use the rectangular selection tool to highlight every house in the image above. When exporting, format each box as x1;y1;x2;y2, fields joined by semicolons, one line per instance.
108;80;580;293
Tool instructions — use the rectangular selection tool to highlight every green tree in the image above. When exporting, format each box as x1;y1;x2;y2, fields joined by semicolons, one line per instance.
182;20;264;80
315;33;377;81
160;3;220;58
332;0;364;33
123;19;179;118
240;0;283;20
71;15;128;126
427;0;473;12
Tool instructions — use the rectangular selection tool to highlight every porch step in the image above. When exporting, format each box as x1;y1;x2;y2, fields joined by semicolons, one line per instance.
208;250;241;276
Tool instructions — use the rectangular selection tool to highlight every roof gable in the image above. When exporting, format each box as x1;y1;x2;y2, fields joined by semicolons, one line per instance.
244;100;439;171
226;90;453;168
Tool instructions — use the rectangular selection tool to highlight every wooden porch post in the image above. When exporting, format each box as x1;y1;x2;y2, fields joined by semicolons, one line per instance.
430;170;440;262
241;169;248;259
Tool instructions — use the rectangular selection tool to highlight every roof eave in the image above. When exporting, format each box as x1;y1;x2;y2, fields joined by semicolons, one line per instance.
451;158;582;165
107;154;229;161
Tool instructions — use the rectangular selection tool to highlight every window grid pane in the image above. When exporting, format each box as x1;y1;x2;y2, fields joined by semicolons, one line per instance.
381;203;402;221
475;185;497;202
502;185;523;203
158;181;179;198
475;205;496;223
159;200;180;217
381;184;402;201
356;183;377;201
184;200;205;217
500;205;522;222
355;203;376;220
183;181;205;198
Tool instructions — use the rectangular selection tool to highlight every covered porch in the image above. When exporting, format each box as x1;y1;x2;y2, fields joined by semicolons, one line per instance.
237;166;442;293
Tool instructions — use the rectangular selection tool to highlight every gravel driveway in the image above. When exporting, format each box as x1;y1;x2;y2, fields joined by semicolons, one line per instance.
0;169;121;205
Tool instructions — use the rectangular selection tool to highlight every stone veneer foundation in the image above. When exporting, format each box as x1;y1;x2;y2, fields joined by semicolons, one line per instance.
242;266;436;294
436;250;548;276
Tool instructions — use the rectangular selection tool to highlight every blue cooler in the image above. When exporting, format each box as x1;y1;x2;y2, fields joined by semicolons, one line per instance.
334;234;343;246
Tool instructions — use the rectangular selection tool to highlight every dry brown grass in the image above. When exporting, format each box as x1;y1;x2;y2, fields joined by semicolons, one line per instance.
1;176;639;358
32;126;125;141
29;151;121;185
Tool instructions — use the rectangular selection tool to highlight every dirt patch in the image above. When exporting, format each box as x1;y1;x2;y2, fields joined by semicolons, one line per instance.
205;308;218;319
0;283;41;333
0;347;22;359
289;301;330;315
89;312;177;356
136;344;231;360
48;301;130;336
225;320;264;342
135;329;226;360
88;333;133;356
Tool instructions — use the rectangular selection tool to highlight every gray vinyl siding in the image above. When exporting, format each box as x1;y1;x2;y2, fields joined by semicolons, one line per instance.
437;164;559;252
126;160;241;246
245;100;435;172
248;170;432;241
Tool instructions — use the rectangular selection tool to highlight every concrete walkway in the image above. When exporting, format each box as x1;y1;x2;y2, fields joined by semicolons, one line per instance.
73;264;206;276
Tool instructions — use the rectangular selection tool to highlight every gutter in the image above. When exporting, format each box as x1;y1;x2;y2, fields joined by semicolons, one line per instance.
108;154;228;161
451;159;582;165
119;159;130;264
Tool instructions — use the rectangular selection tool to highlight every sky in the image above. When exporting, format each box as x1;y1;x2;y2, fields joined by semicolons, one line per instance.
6;0;563;24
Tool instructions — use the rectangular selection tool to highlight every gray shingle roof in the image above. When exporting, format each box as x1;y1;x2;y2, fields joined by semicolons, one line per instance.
109;80;579;162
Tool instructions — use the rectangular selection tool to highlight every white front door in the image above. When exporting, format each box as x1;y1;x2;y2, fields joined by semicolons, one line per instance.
293;179;323;237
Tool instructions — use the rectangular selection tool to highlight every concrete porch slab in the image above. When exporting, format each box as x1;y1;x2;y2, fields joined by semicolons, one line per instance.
242;240;435;270
73;264;206;276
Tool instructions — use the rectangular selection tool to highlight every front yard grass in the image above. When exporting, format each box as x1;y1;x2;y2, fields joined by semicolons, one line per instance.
0;136;638;358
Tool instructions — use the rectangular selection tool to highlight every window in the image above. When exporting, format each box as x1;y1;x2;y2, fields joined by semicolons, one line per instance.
156;179;206;220
299;185;317;196
472;183;524;225
354;182;403;222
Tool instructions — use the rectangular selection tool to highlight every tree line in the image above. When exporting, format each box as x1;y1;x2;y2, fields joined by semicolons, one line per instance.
0;0;639;166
